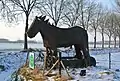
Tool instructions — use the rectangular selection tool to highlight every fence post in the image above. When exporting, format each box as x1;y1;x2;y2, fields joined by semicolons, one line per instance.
109;52;111;69
59;51;61;77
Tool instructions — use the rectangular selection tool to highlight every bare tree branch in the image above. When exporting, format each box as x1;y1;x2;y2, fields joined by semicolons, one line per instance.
0;0;41;49
36;0;66;26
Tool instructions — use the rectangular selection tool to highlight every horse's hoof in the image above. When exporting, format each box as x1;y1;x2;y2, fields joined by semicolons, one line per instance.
90;56;96;67
80;70;86;76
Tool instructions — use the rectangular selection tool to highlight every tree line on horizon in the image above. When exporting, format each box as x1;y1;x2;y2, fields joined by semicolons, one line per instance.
0;0;120;49
0;38;41;43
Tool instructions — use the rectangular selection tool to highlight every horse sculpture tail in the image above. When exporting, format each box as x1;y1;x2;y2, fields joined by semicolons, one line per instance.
85;30;91;66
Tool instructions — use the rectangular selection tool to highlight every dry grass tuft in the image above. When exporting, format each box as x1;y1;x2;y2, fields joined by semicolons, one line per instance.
18;65;73;81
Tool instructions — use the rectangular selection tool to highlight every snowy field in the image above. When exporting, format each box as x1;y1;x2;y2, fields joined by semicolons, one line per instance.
0;48;120;81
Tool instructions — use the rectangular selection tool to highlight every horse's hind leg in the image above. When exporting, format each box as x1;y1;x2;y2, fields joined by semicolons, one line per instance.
74;44;83;59
82;46;91;67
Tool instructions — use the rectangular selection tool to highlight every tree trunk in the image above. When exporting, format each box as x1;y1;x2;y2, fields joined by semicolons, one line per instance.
24;15;29;49
108;36;111;48
119;35;120;48
114;36;116;48
81;0;85;29
101;32;104;49
94;29;97;48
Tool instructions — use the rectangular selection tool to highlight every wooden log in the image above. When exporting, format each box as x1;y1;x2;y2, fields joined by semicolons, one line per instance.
45;60;59;76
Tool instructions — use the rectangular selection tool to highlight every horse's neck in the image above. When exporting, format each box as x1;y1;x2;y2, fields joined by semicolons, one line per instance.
39;23;56;40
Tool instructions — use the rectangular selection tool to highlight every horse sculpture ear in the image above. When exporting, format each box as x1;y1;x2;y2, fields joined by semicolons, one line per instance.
35;16;38;18
37;15;42;21
36;16;40;20
38;15;42;19
51;23;55;26
41;16;46;21
45;19;49;23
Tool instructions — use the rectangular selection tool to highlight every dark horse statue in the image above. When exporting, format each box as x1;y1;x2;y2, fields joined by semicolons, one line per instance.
27;16;92;67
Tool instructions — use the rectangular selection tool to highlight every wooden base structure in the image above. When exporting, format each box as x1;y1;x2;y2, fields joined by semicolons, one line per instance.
42;48;96;77
43;51;71;78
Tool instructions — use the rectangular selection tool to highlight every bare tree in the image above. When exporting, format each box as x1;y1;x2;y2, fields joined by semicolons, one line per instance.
98;12;108;49
0;0;15;21
105;12;118;48
104;12;114;48
0;0;40;49
89;3;103;48
61;0;82;27
115;0;120;48
114;13;120;48
37;0;66;26
111;13;118;48
115;0;120;13
79;0;96;30
61;0;96;29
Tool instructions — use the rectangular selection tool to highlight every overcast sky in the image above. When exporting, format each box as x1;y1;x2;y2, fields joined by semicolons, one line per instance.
97;0;115;7
0;0;116;42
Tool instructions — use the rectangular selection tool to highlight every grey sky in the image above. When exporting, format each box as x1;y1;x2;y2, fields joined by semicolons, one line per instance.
97;0;116;9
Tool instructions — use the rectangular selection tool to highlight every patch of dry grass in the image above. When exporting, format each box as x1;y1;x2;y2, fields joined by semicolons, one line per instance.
18;66;47;81
18;65;73;81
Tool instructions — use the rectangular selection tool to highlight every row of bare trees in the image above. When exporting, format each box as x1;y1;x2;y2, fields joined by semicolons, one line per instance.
0;0;120;49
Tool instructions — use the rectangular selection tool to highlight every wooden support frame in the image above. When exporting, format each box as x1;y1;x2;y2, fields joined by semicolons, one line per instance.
44;51;71;78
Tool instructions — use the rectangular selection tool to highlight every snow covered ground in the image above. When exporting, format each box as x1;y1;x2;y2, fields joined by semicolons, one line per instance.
0;48;120;81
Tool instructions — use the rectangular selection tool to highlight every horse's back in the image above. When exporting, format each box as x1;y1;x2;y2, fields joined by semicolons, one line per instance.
57;26;86;34
55;26;88;45
58;26;85;31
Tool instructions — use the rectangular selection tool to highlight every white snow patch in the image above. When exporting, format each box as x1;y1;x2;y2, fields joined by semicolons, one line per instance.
0;49;120;81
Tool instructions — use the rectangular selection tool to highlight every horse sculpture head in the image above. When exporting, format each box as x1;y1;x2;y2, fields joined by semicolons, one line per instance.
27;16;39;38
27;16;47;38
